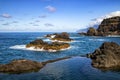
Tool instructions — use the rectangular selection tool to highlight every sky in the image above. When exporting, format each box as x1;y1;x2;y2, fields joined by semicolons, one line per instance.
0;0;120;32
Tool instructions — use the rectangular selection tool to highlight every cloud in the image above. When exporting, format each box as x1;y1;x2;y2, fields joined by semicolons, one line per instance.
12;21;18;23
88;11;120;28
44;23;54;27
35;20;40;22
29;22;33;24
39;15;47;18
45;5;56;12
33;24;39;26
1;13;12;18
0;19;4;21
2;23;9;25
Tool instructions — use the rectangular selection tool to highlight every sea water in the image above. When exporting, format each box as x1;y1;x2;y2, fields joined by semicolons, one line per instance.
0;32;120;80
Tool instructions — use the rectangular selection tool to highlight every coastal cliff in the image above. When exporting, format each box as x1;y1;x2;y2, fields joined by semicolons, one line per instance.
80;16;120;36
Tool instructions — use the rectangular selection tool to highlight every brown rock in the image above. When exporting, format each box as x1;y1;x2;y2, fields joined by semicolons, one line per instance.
45;32;73;42
0;57;71;74
87;27;98;36
87;42;120;68
81;16;120;36
0;59;43;74
26;39;70;51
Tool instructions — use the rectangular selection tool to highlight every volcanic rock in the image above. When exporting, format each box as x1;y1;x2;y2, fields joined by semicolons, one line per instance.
45;32;73;42
0;57;71;74
26;39;70;52
80;16;120;36
87;42;120;68
0;59;43;74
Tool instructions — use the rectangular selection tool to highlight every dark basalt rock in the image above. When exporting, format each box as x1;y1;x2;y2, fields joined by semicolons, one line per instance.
26;39;70;51
87;42;120;68
45;32;73;42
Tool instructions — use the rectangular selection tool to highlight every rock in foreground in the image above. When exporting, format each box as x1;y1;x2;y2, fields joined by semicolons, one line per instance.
0;59;43;74
87;42;120;68
0;57;71;74
45;32;73;42
26;39;70;52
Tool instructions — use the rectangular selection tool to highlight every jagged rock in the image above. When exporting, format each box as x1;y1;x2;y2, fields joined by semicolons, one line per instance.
87;42;120;68
26;39;70;51
87;27;98;36
45;32;73;42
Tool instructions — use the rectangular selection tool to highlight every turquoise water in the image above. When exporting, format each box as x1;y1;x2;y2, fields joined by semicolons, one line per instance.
0;32;120;80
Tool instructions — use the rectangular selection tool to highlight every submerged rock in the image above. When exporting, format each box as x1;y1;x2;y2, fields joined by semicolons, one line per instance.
26;39;70;52
45;32;73;42
87;42;120;68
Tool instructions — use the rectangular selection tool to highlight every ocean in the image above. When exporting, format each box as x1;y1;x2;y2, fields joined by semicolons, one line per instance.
0;32;120;80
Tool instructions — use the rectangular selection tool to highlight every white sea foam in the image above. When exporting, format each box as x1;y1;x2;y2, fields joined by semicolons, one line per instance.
51;35;56;38
9;44;71;52
36;37;44;39
43;39;51;42
107;35;120;37
9;45;26;50
9;45;45;51
89;39;106;41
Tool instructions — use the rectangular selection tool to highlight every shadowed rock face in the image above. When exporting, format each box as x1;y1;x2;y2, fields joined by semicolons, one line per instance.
26;39;70;51
87;42;120;68
45;32;73;42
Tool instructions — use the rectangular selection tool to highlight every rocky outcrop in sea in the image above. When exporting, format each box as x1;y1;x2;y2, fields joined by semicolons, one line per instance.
26;39;70;52
87;42;120;69
45;32;73;42
0;59;43;74
0;57;71;74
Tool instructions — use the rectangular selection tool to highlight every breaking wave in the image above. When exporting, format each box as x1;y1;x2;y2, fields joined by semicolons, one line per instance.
9;45;71;52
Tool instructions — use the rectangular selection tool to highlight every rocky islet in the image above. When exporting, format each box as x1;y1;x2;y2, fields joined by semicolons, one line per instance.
87;42;120;69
